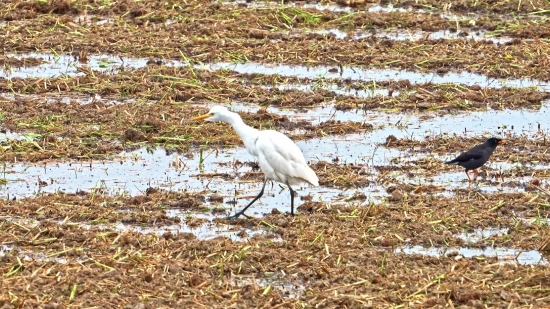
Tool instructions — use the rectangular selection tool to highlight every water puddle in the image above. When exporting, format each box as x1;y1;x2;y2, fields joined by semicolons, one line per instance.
232;271;305;298
226;102;366;124
262;82;399;99
220;0;420;14
404;171;543;193
4;53;549;93
0;92;135;106
1;96;545;210
517;216;550;227
314;28;514;44
220;100;550;139
220;0;353;12
218;0;423;15
0;244;70;264
64;212;279;242
367;3;409;13
0;219;72;264
219;1;539;23
74;15;179;27
0;136;395;210
2;126;544;216
376;105;550;139
167;210;281;241
206;62;550;91
1;53;150;79
0;131;41;143
395;245;547;265
188;101;550;196
0;244;12;254
74;15;116;26
397;225;546;265
456;228;509;243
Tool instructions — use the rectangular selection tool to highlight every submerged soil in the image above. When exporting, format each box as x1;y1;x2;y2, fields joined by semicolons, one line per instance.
0;0;549;308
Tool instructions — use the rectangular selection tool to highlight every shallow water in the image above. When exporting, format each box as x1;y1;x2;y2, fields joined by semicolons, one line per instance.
203;101;550;195
232;271;305;298
261;82;399;99
314;28;514;44
3;95;546;206
0;244;70;264
0;131;39;143
219;0;542;23
395;245;547;266
4;53;549;93
220;0;353;12
66;212;279;242
0;220;71;264
2;130;545;217
0;92;136;105
206;62;550;91
222;100;550;139
2;47;549;249
2;87;548;214
456;227;509;243
74;15;116;25
1;53;149;79
0;136;393;210
397;225;546;265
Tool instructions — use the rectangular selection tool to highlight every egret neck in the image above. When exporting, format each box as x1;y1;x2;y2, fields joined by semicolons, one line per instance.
223;112;260;157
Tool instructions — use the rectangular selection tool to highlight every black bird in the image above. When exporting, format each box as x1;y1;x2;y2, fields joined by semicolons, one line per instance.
445;137;504;182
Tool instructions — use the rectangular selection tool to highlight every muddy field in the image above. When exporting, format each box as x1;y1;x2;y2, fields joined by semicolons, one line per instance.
1;0;550;308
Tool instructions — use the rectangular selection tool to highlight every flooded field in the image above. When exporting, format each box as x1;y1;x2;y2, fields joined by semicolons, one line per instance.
1;0;549;308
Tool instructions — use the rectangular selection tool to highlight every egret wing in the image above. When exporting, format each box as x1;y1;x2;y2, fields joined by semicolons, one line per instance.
255;131;319;186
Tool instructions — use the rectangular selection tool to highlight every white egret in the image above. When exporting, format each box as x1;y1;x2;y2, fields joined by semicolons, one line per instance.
192;106;319;219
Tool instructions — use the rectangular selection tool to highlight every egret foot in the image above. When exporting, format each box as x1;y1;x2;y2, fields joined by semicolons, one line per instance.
224;179;268;221
224;212;251;220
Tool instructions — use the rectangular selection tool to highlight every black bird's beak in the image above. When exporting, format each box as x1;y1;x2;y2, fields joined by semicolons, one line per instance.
498;140;505;145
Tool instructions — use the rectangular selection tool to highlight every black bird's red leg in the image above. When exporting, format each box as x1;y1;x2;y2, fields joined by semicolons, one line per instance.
473;169;479;180
466;171;472;182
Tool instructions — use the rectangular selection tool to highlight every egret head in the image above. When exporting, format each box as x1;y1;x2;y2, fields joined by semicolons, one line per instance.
192;106;232;122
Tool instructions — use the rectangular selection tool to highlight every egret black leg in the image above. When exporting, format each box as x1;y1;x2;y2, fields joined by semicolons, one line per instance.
226;178;268;220
289;185;295;216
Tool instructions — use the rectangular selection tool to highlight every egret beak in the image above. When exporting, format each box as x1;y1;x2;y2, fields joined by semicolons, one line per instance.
498;140;505;145
192;113;212;121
